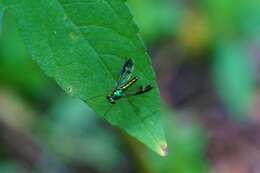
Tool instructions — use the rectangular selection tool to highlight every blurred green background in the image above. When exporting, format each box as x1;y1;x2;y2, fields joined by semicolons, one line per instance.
1;0;260;173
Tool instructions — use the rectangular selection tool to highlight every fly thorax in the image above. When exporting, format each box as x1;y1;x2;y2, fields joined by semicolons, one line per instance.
113;90;123;98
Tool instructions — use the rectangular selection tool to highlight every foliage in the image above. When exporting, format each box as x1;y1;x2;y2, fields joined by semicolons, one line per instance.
0;0;166;155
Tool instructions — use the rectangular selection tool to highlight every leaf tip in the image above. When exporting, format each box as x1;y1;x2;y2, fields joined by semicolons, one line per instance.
158;142;168;157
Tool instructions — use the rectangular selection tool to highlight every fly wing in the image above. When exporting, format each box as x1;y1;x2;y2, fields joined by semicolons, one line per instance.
115;59;135;89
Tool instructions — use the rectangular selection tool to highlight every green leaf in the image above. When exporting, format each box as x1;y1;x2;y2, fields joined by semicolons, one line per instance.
0;4;5;37
1;0;167;156
127;0;181;42
0;12;49;96
213;41;256;117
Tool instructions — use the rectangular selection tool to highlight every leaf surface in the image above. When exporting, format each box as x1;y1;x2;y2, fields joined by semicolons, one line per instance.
1;0;167;155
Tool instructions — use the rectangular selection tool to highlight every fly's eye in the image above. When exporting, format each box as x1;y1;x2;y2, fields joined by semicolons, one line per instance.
110;98;116;104
107;96;115;104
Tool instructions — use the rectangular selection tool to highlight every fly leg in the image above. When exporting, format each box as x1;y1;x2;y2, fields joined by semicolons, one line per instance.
125;85;153;97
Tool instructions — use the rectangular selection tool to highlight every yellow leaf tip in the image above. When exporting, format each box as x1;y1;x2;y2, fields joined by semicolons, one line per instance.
159;143;168;157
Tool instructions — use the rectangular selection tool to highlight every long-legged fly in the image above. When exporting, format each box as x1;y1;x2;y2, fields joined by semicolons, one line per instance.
106;59;153;104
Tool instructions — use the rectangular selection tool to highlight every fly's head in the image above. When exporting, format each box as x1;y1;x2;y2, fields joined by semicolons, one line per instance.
106;89;117;104
106;89;123;104
106;95;116;104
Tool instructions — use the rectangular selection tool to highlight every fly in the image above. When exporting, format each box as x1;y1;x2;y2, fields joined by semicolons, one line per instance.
106;59;153;104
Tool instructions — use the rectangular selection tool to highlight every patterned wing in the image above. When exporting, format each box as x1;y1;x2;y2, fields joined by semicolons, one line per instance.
115;59;135;89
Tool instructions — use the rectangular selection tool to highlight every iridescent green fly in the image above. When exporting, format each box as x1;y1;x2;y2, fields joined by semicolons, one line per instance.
106;59;153;104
